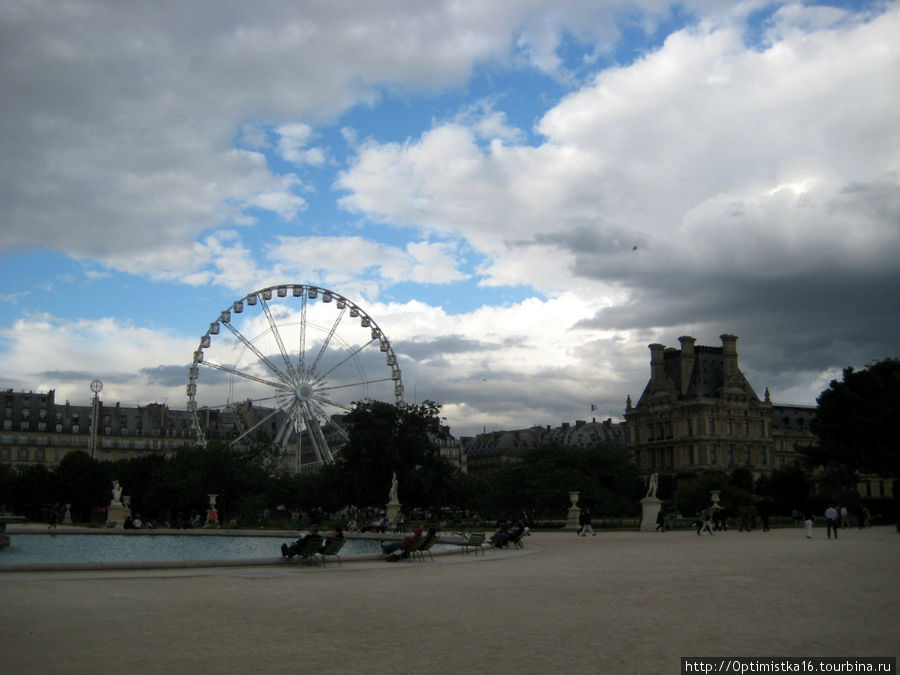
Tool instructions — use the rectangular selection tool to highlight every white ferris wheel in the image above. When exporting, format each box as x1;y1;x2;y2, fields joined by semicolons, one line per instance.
187;284;404;472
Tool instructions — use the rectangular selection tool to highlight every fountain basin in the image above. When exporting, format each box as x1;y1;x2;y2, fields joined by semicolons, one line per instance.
0;530;458;571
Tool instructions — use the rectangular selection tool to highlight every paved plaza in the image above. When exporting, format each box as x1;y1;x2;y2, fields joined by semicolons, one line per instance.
1;525;897;674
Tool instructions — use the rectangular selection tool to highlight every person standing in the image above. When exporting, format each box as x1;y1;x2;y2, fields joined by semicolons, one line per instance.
804;511;814;538
697;508;714;535
578;508;595;536
825;504;838;539
655;508;666;532
759;503;770;532
739;508;752;532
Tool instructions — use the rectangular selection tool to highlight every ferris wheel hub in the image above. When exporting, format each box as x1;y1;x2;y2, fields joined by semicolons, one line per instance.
296;383;314;401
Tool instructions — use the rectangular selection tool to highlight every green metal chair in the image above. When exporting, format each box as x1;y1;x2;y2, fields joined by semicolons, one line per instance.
318;538;345;567
459;532;486;556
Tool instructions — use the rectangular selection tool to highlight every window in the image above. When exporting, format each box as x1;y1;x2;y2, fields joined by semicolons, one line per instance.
17;448;29;461
727;445;734;466
744;421;750;436
761;448;767;465
35;449;45;462
710;444;717;464
744;445;751;464
688;445;695;465
1;448;9;460
727;419;733;436
687;419;693;436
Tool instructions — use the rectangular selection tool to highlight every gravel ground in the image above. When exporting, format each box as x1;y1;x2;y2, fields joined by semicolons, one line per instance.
1;525;897;674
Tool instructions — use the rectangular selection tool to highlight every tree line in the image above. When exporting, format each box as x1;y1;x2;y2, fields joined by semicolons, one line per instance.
1;358;896;526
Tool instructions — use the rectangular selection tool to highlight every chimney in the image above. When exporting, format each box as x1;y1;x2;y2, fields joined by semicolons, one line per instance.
649;343;666;382
721;334;738;379
678;336;696;396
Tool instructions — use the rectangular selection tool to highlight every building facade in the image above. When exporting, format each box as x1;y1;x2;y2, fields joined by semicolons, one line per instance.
1;389;198;468
462;418;626;475
625;335;811;477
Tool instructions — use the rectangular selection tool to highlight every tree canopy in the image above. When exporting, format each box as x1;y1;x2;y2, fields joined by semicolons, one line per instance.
807;357;900;481
330;399;455;509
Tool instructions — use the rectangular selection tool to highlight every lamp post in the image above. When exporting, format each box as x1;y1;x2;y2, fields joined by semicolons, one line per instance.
89;379;103;459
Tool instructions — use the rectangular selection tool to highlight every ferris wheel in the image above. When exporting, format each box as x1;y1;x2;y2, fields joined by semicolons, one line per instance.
187;284;404;472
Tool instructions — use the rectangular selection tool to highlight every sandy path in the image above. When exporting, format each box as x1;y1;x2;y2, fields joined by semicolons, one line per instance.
1;526;897;674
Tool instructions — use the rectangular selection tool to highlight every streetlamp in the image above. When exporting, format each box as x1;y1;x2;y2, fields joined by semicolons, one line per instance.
89;379;103;459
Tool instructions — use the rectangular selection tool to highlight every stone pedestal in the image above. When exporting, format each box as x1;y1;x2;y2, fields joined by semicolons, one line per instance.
385;501;401;524
106;502;131;529
63;504;73;525
565;491;582;531
206;494;219;527
640;497;662;532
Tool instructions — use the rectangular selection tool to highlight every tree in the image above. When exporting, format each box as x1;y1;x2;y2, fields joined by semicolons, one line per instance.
754;461;813;515
807;358;900;483
54;450;109;523
474;442;643;519
13;463;54;521
332;399;454;509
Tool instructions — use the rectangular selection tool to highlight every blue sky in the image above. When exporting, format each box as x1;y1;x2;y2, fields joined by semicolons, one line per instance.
1;0;898;437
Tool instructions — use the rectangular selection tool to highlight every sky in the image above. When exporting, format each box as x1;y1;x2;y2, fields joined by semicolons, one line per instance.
1;0;898;439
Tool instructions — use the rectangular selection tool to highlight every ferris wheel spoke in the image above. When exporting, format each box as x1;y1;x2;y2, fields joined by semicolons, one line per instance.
309;304;347;375
327;415;351;442
273;403;298;447
312;396;353;413
229;406;283;447
320;338;376;379
260;296;299;381
221;320;293;386
300;402;332;464
320;376;397;393
298;290;308;376
199;360;293;393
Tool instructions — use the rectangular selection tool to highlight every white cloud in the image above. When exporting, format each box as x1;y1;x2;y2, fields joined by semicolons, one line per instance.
0;314;196;408
266;236;468;289
275;123;327;166
339;4;900;290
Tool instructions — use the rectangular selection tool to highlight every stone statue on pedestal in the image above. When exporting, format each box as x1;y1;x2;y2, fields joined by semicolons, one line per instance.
106;480;130;529
388;471;399;504
645;473;659;500
640;473;662;532
385;471;401;523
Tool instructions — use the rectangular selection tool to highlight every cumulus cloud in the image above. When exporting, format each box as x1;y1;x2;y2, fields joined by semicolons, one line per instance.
1;1;897;437
0;314;197;407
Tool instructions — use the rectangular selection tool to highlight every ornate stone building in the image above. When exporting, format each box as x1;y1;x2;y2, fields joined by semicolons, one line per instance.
625;335;796;477
462;418;626;475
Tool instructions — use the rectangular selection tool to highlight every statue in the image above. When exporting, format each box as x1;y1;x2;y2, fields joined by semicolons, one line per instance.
111;480;122;505
388;471;399;504
645;473;659;500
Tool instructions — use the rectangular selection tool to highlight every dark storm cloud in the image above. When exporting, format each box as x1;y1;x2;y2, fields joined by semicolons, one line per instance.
396;334;523;362
140;365;198;388
42;371;134;385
